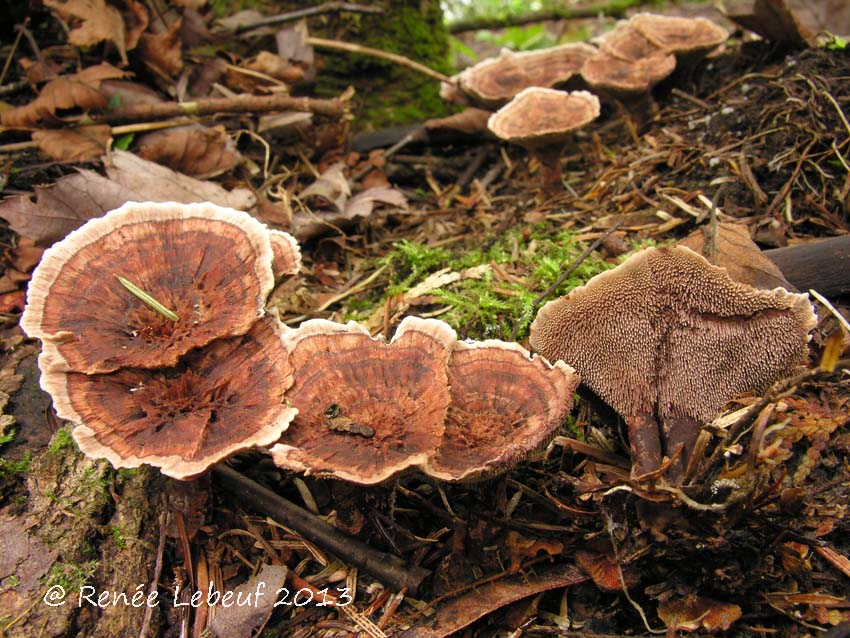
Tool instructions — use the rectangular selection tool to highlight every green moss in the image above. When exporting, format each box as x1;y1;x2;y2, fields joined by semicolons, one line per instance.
48;428;75;455
344;228;623;340
44;560;99;592
0;451;31;479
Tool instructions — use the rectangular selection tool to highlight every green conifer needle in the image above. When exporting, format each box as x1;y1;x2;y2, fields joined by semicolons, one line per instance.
114;274;180;322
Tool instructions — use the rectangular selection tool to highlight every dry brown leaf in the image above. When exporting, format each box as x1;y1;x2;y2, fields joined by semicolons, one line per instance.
122;0;148;50
44;0;128;65
504;531;563;574
658;595;742;634
299;163;350;210
32;124;112;162
344;186;408;218
244;51;305;84
0;150;255;244
575;549;641;591
0;63;125;128
137;125;241;178
207;564;288;638
99;79;164;110
725;0;850;47
137;20;184;78
0;516;60;618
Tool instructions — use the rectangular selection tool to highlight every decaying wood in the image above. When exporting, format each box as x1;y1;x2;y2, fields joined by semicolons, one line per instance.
765;234;850;297
212;465;431;595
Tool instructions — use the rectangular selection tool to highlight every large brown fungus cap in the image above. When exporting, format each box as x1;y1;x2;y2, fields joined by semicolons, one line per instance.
21;201;275;374
454;43;598;108
487;88;600;149
530;246;816;478
43;316;296;479
581;49;676;97
424;340;580;482
271;317;456;484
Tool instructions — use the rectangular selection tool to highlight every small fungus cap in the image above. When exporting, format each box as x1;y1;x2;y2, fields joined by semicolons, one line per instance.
456;44;598;108
630;13;729;56
269;229;302;279
271;317;456;485
598;22;663;61
581;49;677;96
487;88;601;148
44;316;296;480
424;340;580;482
530;246;816;430
21;201;275;374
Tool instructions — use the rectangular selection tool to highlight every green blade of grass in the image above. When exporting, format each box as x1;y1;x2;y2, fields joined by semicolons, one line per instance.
114;274;180;322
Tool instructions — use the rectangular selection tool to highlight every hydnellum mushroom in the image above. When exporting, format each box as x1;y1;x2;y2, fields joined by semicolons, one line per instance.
530;246;816;479
21;201;276;374
41;316;296;479
424;340;580;482
271;317;456;484
448;43;598;109
488;88;600;192
269;229;302;280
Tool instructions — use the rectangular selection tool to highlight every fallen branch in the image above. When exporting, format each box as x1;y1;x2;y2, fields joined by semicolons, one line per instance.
447;0;640;33
234;2;383;34
212;464;431;595
91;91;352;126
307;37;450;83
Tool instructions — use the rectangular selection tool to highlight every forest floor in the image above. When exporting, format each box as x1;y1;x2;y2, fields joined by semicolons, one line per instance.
0;3;849;638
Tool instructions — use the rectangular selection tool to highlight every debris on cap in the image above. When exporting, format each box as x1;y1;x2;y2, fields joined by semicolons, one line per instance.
452;43;598;108
269;229;302;279
530;245;816;478
44;316;296;480
424;340;580;482
271;317;456;484
21;201;275;374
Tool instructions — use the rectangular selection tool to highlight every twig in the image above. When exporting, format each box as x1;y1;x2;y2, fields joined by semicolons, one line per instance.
234;2;383;33
212;464;431;595
307;37;450;83
284;264;388;325
809;288;850;333
139;506;168;638
509;221;623;341
0;19;27;86
90;91;352;126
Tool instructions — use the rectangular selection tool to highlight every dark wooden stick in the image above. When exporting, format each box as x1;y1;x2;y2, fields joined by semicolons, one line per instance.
213;465;431;595
764;235;850;298
233;2;383;34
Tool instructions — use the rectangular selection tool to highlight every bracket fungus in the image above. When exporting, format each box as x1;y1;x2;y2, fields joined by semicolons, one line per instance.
629;13;729;59
530;246;816;479
42;316;296;479
424;340;579;482
450;43;598;108
269;229;302;279
271;317;455;484
21;201;276;374
488;88;600;192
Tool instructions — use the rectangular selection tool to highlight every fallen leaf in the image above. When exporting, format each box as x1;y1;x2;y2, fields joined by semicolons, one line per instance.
208;564;288;638
725;0;850;47
398;563;585;638
0;515;59;618
658;595;742;634
0;63;126;127
137;20;184;78
504;531;563;574
299;163;350;211
32;124;112;162
0;150;255;244
344;186;408;219
137;125;241;178
44;0;128;65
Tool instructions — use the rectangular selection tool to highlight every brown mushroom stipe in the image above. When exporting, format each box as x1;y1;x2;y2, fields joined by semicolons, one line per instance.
424;341;580;482
530;246;816;479
488;88;600;192
630;13;729;57
454;44;598;108
21;201;275;374
42;316;296;480
271;317;456;484
269;229;302;279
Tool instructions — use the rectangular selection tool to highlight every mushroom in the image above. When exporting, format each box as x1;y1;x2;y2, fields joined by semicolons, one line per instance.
269;229;302;279
630;13;729;59
453;43;598;109
580;49;676;99
487;88;600;193
21;201;275;374
529;246;816;479
424;340;580;482
271;317;456;484
598;20;665;61
41;316;296;479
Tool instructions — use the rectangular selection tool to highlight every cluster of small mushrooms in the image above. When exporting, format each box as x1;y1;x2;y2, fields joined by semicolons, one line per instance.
20;202;579;482
441;14;730;188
